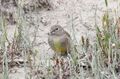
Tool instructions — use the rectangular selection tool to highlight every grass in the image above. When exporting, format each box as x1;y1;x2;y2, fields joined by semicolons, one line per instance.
0;0;120;79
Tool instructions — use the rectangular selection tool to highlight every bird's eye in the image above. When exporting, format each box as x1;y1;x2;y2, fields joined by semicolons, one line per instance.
55;28;58;30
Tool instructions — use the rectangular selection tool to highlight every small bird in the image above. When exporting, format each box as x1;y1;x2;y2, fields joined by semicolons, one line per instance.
48;25;71;56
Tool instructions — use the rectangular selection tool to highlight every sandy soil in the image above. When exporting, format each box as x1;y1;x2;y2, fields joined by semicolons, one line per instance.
0;0;120;79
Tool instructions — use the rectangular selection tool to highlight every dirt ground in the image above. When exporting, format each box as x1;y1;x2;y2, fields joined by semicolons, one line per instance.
0;0;120;79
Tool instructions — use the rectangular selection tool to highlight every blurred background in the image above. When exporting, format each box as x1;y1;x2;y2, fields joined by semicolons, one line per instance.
0;0;120;79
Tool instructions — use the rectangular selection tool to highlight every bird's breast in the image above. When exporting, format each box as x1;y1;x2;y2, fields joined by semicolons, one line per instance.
53;36;67;53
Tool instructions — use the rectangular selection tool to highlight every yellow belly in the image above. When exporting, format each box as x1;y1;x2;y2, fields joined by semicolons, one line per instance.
53;38;66;53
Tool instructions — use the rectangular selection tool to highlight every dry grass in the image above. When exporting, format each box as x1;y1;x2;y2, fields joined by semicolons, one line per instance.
0;0;120;79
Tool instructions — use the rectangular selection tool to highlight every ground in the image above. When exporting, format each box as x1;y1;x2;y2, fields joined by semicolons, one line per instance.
0;0;120;79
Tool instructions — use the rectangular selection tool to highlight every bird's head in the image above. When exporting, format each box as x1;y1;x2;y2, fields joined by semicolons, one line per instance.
48;25;65;36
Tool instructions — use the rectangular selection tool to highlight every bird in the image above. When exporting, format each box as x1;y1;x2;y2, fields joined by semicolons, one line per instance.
48;25;71;56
